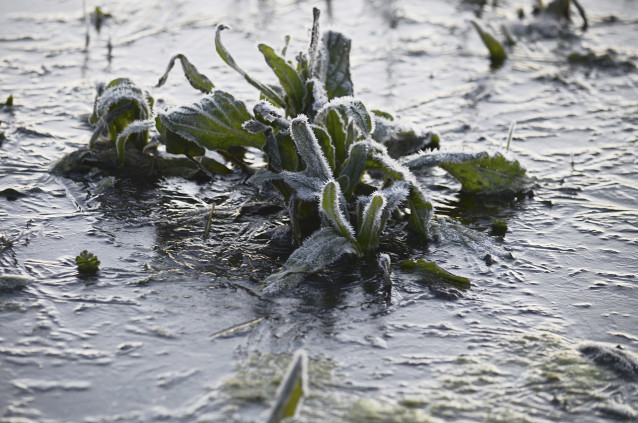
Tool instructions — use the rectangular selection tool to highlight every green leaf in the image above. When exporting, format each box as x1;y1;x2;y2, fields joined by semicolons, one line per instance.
263;228;359;295
157;90;264;151
258;44;306;116
156;116;205;157
357;193;385;251
471;21;507;65
290;115;332;180
315;97;374;139
311;125;335;173
320;181;357;245
399;259;471;289
215;25;285;108
407;186;433;239
324;109;347;168
115;119;155;164
315;31;354;99
338;142;367;198
156;54;214;94
440;153;531;195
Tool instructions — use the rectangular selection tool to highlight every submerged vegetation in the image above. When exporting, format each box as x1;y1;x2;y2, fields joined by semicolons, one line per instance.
55;8;533;294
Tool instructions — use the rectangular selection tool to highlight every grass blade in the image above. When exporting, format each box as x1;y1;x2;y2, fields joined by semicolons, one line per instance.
266;350;308;423
471;21;507;65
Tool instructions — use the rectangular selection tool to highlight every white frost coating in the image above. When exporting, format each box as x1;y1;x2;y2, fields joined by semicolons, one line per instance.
253;100;285;124
578;342;638;377
94;80;150;120
401;151;488;169
263;228;359;295
429;216;511;258
0;274;33;291
115;119;154;145
249;169;324;202
358;192;386;242
291;115;333;180
320;180;356;241
369;151;417;186
309;77;328;113
315;96;374;137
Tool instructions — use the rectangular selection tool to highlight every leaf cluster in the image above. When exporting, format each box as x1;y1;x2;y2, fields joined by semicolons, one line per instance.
75;250;101;275
83;8;530;294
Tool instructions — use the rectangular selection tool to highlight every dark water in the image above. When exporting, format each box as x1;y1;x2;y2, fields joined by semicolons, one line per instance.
1;0;637;421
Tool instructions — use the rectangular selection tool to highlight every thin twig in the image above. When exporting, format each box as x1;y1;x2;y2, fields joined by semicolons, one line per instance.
209;317;265;340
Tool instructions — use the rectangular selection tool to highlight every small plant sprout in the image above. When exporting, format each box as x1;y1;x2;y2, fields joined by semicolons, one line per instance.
471;21;507;66
76;250;101;275
490;221;508;237
76;8;531;294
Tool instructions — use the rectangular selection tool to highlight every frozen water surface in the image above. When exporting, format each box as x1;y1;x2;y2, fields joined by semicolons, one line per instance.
1;0;637;421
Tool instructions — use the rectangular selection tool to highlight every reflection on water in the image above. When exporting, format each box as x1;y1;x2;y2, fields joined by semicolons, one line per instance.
1;0;637;421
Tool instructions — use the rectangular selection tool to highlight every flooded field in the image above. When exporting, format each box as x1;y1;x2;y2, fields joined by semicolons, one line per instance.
1;0;637;421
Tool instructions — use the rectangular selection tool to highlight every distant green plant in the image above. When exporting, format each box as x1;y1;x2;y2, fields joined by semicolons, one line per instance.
5;95;13;107
75;250;101;275
84;8;531;294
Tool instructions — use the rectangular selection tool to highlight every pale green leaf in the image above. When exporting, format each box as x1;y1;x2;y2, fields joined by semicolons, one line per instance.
258;44;306;116
157;90;264;151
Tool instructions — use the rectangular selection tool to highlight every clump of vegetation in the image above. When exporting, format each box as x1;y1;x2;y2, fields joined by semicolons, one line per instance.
5;95;13;107
490;220;508;237
75;250;101;275
63;8;531;294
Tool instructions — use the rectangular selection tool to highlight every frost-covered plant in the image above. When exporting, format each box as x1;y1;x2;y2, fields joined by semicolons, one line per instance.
89;78;155;162
83;8;531;294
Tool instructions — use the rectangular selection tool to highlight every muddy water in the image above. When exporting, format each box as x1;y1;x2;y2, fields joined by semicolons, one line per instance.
1;0;637;421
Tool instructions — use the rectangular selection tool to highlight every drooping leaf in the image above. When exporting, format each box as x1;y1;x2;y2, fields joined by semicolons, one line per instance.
215;25;285;108
440;153;531;196
115;119;155;163
262;228;359;295
399;259;471;289
315;31;354;99
357;193;385;251
258;44;306;116
156;54;214;94
157;90;264;151
319;181;357;245
471;21;507;65
290;115;332;180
